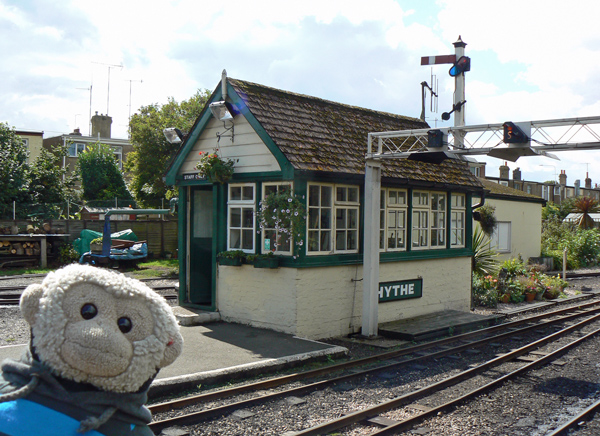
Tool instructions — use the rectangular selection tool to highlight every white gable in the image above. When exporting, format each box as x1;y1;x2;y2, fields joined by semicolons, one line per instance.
178;115;281;176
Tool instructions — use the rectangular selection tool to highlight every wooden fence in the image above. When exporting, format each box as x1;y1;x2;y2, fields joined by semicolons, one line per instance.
0;217;178;259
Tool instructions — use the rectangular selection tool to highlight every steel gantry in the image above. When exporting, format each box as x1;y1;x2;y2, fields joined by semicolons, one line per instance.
361;115;600;337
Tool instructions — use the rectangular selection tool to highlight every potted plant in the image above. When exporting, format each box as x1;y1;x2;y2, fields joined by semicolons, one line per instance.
247;252;280;269
90;237;103;253
217;250;245;266
256;188;307;257
195;150;235;184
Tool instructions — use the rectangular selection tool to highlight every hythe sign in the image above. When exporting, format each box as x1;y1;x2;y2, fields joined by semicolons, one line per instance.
379;278;423;302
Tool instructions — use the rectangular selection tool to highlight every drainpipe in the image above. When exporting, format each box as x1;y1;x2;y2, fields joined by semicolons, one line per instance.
472;189;486;211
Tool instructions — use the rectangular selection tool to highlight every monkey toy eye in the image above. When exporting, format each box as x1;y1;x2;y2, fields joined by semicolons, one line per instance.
81;303;98;320
117;317;133;334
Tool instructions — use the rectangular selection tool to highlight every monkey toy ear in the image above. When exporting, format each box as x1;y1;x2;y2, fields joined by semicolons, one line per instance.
20;284;44;326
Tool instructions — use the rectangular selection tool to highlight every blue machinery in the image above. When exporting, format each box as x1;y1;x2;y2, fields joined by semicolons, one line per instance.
80;209;170;265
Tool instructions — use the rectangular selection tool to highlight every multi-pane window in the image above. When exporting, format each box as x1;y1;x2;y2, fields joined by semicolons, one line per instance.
412;191;446;249
227;184;255;252
335;186;359;252
412;191;429;248
261;182;293;254
451;194;465;247
68;142;85;157
385;189;407;251
307;184;359;254
430;193;446;248
112;146;123;169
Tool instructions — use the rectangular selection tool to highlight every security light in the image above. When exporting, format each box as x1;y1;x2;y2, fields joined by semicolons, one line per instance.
209;101;233;122
163;127;184;144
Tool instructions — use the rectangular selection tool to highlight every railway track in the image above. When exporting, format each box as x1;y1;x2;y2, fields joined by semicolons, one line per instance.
148;299;600;435
0;283;178;305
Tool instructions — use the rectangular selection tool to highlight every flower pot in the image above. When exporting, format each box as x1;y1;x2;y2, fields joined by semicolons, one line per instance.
90;243;103;253
525;292;536;302
253;257;279;269
500;294;510;304
219;257;243;266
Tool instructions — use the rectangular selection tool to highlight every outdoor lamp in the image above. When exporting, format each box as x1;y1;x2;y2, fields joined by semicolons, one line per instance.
209;101;233;122
163;127;184;144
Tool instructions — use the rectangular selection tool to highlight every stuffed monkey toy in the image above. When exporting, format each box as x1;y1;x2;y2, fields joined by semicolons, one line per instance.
0;264;183;435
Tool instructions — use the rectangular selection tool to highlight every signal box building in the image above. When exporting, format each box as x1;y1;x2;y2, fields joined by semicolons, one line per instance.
166;73;484;339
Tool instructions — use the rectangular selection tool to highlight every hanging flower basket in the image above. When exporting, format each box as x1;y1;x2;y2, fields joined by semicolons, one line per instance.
256;188;307;256
474;204;497;236
195;151;235;184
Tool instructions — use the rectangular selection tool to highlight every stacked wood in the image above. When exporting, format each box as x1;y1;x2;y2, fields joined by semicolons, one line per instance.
12;243;23;255
0;226;19;235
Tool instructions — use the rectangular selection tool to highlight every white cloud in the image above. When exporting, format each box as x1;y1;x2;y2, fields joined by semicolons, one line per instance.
1;0;600;185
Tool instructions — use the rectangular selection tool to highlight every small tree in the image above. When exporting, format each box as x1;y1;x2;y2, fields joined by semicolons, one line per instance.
77;142;133;202
127;89;211;207
28;144;77;217
0;122;30;218
571;196;600;229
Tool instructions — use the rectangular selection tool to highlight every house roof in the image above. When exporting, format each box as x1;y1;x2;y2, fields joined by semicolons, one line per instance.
565;213;600;222
228;78;482;189
479;178;546;204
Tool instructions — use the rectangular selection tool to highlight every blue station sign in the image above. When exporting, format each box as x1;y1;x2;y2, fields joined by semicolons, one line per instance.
379;278;423;302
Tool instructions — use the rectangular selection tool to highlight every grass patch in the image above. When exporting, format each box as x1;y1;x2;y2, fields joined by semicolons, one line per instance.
0;267;53;277
121;259;179;279
0;259;179;279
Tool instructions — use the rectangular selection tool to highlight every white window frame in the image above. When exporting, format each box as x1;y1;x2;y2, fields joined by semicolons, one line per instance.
112;145;123;169
307;183;359;255
412;190;446;250
450;193;466;248
227;183;255;253
411;191;429;249
260;182;293;255
68;142;86;157
430;192;447;249
382;188;407;251
490;221;511;253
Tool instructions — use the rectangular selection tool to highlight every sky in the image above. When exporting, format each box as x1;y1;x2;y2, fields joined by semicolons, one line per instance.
3;0;600;185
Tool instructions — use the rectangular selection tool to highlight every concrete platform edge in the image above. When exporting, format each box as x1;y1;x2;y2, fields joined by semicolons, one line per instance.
148;345;348;399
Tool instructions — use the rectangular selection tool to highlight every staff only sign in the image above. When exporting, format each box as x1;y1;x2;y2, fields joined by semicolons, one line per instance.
379;278;423;302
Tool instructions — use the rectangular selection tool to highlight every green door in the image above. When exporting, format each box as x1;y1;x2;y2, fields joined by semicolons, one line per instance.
188;187;214;307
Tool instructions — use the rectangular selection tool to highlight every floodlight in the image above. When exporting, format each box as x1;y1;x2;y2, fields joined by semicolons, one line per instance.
209;101;233;122
163;128;184;144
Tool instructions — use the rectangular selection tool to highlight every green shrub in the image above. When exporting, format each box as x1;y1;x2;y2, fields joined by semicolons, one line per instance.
472;275;499;308
541;217;600;270
58;244;80;266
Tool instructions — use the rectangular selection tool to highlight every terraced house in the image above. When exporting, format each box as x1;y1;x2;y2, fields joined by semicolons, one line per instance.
166;72;485;339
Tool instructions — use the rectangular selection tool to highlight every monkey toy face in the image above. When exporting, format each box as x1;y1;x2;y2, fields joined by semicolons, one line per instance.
20;264;183;393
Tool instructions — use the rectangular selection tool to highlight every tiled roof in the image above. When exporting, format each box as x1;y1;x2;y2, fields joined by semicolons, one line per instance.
480;178;545;203
229;78;482;189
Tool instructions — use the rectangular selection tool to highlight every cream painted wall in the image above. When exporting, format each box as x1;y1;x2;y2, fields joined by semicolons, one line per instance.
217;256;472;339
217;265;298;333
476;198;542;262
178;115;281;176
